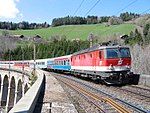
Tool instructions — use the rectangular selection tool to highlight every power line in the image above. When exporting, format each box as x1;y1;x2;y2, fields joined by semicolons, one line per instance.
141;8;150;14
60;0;86;35
63;0;102;38
73;0;85;16
98;0;139;37
84;0;102;16
115;0;139;15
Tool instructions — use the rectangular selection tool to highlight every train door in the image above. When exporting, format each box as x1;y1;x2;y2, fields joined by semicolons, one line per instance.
95;50;102;71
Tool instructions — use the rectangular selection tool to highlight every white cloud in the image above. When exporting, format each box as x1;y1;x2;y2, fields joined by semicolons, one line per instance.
0;0;20;18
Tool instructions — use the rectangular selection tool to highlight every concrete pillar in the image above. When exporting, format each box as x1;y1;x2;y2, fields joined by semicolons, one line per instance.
14;88;18;105
5;85;11;112
22;83;25;96
0;83;4;106
22;74;25;96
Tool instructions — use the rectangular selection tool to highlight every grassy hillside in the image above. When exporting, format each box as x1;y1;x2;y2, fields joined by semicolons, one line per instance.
8;23;135;40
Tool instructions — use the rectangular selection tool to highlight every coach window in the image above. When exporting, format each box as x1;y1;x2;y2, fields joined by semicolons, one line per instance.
68;60;70;65
64;60;66;65
84;55;86;59
90;54;92;58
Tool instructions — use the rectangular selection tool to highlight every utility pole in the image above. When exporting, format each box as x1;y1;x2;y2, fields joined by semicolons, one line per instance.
21;46;25;96
33;37;36;76
8;49;11;78
21;47;24;71
88;33;94;48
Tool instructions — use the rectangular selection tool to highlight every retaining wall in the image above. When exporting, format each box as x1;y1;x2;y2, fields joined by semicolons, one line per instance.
138;74;150;87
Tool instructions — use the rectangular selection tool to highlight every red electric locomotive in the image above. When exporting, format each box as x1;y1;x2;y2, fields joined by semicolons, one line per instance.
71;45;138;84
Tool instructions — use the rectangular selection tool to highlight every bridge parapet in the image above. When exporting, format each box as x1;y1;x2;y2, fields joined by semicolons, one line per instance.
9;68;45;113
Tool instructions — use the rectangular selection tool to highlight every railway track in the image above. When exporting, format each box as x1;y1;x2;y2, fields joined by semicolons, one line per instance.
52;73;148;113
55;75;131;113
117;86;150;100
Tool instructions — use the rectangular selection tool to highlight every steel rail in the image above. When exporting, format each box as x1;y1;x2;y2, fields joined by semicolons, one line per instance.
59;78;106;113
57;77;131;113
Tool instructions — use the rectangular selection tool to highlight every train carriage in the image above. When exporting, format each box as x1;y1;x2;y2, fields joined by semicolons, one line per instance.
35;59;48;69
47;55;71;71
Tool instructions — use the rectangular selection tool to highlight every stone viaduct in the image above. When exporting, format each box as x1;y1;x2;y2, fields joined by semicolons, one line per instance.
0;68;30;112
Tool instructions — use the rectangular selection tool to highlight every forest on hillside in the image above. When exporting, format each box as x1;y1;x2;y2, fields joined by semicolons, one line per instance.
2;38;89;60
52;12;140;26
0;12;139;30
0;21;50;30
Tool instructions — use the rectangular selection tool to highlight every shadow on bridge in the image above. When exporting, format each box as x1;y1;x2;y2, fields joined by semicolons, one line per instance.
33;75;46;113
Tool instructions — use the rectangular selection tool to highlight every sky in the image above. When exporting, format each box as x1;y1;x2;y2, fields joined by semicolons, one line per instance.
0;0;150;24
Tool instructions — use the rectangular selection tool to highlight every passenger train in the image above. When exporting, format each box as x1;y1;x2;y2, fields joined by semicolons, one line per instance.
0;45;139;85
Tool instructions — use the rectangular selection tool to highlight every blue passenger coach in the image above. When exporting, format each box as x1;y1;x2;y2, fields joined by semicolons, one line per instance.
47;55;71;71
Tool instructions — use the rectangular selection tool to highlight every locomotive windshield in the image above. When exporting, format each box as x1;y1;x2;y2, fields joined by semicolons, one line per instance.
106;48;130;58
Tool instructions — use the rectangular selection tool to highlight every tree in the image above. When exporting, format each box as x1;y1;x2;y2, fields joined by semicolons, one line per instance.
120;12;140;21
108;16;123;25
87;15;98;24
143;24;150;44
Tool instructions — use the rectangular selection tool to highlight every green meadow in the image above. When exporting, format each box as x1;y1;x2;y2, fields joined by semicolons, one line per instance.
3;23;135;40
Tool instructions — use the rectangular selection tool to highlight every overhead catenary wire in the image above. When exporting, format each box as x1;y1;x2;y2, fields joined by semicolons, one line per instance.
141;8;150;14
62;0;141;41
115;0;139;15
64;0;102;37
84;0;102;16
60;0;86;35
73;0;85;16
97;0;140;37
79;0;139;40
